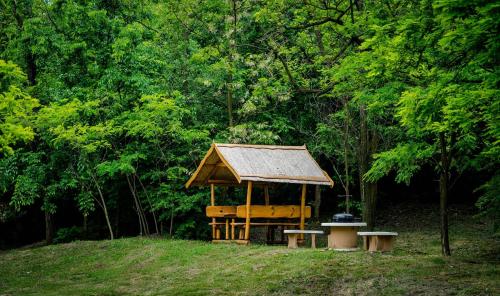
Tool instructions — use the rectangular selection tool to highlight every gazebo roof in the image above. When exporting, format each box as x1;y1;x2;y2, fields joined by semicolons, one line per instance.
185;143;334;188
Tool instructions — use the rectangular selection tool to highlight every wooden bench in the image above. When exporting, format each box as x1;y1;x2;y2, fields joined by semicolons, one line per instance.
284;230;323;249
357;232;398;252
207;205;311;242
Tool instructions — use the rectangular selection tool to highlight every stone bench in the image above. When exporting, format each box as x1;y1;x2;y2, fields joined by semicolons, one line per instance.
357;232;398;252
283;230;323;249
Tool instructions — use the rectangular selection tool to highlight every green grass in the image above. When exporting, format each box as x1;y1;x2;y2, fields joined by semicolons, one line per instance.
0;209;498;295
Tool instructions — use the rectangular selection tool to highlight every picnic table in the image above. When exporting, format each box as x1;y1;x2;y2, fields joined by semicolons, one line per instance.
321;222;367;250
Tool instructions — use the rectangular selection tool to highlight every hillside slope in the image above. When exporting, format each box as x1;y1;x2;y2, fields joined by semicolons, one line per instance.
0;206;498;295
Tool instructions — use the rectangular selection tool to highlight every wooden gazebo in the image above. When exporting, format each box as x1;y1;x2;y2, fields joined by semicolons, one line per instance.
185;143;334;244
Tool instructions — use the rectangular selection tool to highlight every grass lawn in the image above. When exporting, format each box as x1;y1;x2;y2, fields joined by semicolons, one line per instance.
0;205;498;295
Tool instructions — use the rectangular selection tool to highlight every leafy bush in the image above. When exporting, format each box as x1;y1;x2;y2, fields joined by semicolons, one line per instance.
54;226;83;244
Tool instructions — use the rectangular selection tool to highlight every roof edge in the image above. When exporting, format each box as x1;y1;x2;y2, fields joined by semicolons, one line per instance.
213;145;241;184
215;143;306;150
185;143;242;188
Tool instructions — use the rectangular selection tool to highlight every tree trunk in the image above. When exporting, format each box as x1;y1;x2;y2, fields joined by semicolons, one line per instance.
169;206;174;237
45;210;53;245
363;182;377;230
226;0;238;128
343;97;350;213
90;174;114;240
126;174;149;236
313;185;321;220
26;51;36;86
136;174;159;234
12;1;36;86
359;105;378;229
359;105;368;217
83;214;88;239
439;132;451;256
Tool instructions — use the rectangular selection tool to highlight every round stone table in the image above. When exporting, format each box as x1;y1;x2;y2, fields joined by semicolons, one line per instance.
321;222;367;250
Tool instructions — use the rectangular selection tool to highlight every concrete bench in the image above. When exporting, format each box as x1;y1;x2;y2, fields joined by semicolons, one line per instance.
357;232;398;252
284;230;323;249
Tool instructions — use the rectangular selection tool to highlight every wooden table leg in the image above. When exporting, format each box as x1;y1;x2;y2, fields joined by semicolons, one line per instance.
287;234;298;249
311;234;317;249
216;227;221;240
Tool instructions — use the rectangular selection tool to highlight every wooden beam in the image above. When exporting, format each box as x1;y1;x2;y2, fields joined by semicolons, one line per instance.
239;174;329;182
244;181;253;240
206;206;237;218
211;184;215;239
236;205;311;219
300;184;307;240
215;143;306;150
207;180;238;184
185;144;216;188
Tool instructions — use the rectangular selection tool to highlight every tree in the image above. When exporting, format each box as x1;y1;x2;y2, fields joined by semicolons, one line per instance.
365;0;499;256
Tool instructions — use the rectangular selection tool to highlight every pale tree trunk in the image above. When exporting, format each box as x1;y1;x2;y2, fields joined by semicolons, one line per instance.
439;132;451;256
90;173;114;240
126;174;149;236
135;174;159;234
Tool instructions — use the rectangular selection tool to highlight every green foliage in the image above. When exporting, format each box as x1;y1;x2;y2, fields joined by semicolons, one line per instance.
366;143;435;185
54;226;83;244
365;0;499;190
475;174;500;233
0;0;497;242
0;60;39;155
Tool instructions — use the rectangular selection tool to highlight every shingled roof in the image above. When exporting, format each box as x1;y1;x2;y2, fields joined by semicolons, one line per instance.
185;143;334;188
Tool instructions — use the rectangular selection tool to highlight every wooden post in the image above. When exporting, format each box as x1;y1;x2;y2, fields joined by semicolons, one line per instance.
300;184;307;240
311;234;317;249
225;219;229;240
231;218;235;240
244;181;253;241
211;184;216;239
264;185;270;242
239;227;244;239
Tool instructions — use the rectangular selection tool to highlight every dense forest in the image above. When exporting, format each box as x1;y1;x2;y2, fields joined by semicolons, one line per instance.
0;0;498;257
